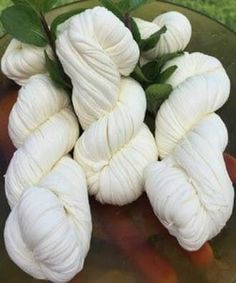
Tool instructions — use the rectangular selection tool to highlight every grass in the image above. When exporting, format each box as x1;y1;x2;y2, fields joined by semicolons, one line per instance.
0;0;236;36
168;0;236;32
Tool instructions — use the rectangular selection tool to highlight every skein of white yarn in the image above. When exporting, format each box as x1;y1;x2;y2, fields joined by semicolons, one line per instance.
145;52;234;251
134;11;192;60
1;39;50;85
56;7;157;205
4;74;92;282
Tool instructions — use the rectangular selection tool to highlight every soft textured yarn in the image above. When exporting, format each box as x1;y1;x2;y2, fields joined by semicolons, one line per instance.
134;11;192;60
145;52;234;251
56;7;157;205
1;39;50;85
4;74;92;282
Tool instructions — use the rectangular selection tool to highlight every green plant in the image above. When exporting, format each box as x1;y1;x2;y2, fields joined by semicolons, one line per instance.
1;0;236;37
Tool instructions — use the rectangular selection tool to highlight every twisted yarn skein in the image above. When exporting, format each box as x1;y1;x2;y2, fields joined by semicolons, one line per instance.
56;7;158;205
145;52;234;251
4;74;92;282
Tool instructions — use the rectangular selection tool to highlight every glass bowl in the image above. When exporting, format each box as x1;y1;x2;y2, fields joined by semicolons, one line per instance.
0;1;236;282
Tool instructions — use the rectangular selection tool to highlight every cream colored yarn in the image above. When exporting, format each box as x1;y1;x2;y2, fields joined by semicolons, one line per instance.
56;7;158;205
134;11;192;60
4;74;92;282
1;39;50;85
145;52;234;251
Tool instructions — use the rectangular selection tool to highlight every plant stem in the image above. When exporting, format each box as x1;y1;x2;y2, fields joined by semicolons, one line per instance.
40;12;72;91
124;12;131;30
40;13;57;61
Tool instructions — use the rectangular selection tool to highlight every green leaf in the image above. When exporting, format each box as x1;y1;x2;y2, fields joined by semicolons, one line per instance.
141;51;183;83
159;65;177;83
12;0;57;12
140;25;167;52
145;83;172;114
141;61;160;81
12;0;37;10
51;8;86;41
42;0;57;12
117;0;130;12
130;18;141;44
44;51;72;91
154;51;183;70
1;6;47;47
131;65;151;83
100;0;124;21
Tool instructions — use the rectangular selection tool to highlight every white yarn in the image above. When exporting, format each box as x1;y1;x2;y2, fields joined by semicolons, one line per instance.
8;74;71;149
1;39;50;85
4;74;92;282
145;52;234;251
134;11;192;59
56;7;157;205
157;52;231;158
